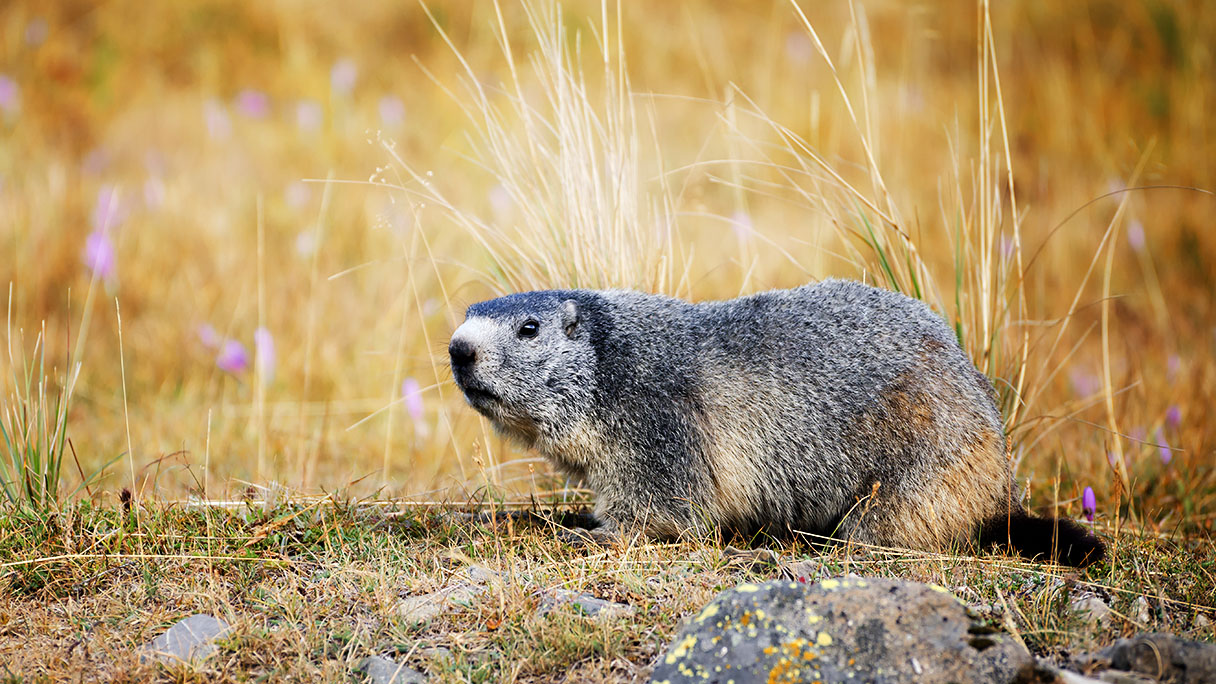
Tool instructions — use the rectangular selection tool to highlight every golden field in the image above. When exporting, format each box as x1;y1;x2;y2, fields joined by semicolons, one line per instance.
2;0;1214;532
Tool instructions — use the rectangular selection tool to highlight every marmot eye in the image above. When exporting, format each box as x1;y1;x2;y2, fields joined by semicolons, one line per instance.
518;320;540;338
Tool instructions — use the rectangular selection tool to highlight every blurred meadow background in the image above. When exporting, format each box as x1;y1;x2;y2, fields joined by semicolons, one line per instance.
2;0;1213;531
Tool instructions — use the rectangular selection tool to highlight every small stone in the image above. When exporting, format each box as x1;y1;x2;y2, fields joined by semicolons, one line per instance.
420;646;451;661
462;565;501;585
1195;614;1211;630
1053;668;1110;683
140;614;230;665
1133;597;1151;625
1070;594;1112;627
724;545;783;568
397;583;489;625
783;558;825;583
357;655;427;684
539;589;633;618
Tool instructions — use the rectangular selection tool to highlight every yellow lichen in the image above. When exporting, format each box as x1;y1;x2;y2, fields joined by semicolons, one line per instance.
820;579;840;589
816;631;833;646
665;634;698;664
695;602;720;623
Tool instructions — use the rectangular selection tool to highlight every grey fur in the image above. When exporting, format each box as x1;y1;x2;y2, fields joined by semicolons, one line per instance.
448;279;1102;563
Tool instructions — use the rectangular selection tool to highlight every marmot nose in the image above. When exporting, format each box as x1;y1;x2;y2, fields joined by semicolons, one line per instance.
449;337;477;370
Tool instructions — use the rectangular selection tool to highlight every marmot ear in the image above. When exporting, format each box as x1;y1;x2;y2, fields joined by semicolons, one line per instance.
561;300;580;338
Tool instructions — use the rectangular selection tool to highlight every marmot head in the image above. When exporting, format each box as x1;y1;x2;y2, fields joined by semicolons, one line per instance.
449;291;597;446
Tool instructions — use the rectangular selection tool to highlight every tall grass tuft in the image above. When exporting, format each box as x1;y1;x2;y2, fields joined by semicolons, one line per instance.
0;288;77;514
724;1;1034;435
378;0;683;295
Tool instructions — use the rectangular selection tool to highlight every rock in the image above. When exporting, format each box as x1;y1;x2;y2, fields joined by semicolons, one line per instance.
461;565;502;585
723;545;784;569
396;565;499;625
397;583;489;625
1070;594;1112;627
1194;614;1211;631
782;558;826;584
1053;668;1110;683
357;655;428;684
1074;633;1216;683
650;578;1034;683
1133;597;1151;626
539;589;634;618
140;614;230;665
420;646;451;662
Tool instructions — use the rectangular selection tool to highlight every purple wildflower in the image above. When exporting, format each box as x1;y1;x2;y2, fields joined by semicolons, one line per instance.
331;58;358;96
296;99;323;134
216;339;250;374
1154;427;1172;464
81;147;111;175
378;95;405;127
197;324;220;349
254;327;275;385
1081;487;1096;522
1069;369;1100;397
1127;220;1145;252
401;377;429;438
402;378;424;423
25;18;48;47
235;89;270;118
1001;235;1014;258
0;74;20;117
83;230;116;281
204;98;231;140
91;185;126;232
1166;405;1182;430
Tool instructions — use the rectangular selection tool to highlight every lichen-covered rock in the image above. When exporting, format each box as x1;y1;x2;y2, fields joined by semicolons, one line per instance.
650;578;1034;683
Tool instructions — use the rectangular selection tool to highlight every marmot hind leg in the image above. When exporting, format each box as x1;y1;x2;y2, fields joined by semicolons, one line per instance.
833;492;972;553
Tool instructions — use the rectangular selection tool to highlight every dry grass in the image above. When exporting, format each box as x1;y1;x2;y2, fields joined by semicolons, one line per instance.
1;502;1213;682
3;0;1216;680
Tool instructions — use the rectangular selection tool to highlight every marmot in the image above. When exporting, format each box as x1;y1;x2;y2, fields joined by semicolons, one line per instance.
448;279;1105;566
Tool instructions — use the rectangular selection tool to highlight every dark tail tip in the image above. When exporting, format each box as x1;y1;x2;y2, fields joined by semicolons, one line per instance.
980;508;1106;568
